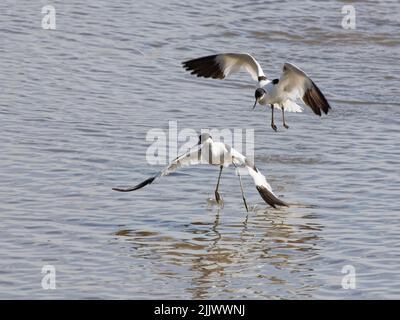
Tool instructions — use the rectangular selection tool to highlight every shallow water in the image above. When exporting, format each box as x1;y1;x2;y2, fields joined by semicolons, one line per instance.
0;0;399;299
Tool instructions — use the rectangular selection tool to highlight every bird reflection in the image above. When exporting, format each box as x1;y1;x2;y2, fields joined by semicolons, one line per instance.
114;205;323;299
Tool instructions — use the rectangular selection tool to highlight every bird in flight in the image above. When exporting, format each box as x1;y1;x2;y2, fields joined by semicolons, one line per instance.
113;133;288;211
182;53;331;131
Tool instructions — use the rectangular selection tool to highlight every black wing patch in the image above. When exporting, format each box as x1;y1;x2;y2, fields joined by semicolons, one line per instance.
256;186;288;208
182;55;225;79
112;176;156;192
302;81;331;116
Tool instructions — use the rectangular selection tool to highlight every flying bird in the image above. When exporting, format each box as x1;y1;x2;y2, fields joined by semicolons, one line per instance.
113;133;288;211
182;53;331;131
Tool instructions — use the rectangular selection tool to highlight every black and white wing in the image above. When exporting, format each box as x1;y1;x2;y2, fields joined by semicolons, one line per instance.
182;53;267;81
231;148;288;208
112;145;203;192
278;62;331;116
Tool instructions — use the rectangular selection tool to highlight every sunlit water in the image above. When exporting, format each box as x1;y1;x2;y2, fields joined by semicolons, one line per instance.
1;0;399;299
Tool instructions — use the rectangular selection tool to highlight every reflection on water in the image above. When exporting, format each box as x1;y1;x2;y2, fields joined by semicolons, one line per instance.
115;206;323;299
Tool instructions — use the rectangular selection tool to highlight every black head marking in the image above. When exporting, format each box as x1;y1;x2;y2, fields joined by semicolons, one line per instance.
255;88;265;99
258;76;267;81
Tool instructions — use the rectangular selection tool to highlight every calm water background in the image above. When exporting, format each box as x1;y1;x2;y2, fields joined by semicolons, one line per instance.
1;0;399;299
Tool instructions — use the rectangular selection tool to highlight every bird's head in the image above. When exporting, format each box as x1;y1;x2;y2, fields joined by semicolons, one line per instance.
253;88;266;109
198;133;212;145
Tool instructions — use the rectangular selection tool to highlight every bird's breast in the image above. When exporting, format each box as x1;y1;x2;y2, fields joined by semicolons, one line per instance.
202;144;232;165
265;84;282;105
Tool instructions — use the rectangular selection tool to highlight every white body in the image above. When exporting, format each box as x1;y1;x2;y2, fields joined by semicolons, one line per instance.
258;80;303;112
162;136;277;196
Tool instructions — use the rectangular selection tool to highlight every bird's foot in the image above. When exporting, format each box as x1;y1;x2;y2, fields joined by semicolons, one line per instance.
283;123;289;129
271;123;278;132
215;191;223;205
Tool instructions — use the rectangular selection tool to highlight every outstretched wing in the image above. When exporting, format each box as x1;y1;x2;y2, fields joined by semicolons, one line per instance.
230;148;288;208
112;145;202;192
278;62;331;116
160;145;203;176
182;53;267;81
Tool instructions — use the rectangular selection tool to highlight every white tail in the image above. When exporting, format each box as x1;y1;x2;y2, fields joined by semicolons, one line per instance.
274;100;303;113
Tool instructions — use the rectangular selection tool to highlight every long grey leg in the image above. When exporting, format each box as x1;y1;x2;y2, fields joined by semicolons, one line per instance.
215;165;223;204
233;163;249;212
271;104;277;132
282;106;289;129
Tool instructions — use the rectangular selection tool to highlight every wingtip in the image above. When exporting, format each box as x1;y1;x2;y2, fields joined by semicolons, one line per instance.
180;55;226;79
324;104;332;114
256;185;288;208
112;176;157;193
112;187;131;192
303;83;331;117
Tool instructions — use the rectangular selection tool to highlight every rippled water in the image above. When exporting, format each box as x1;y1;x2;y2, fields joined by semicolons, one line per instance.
1;0;399;299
